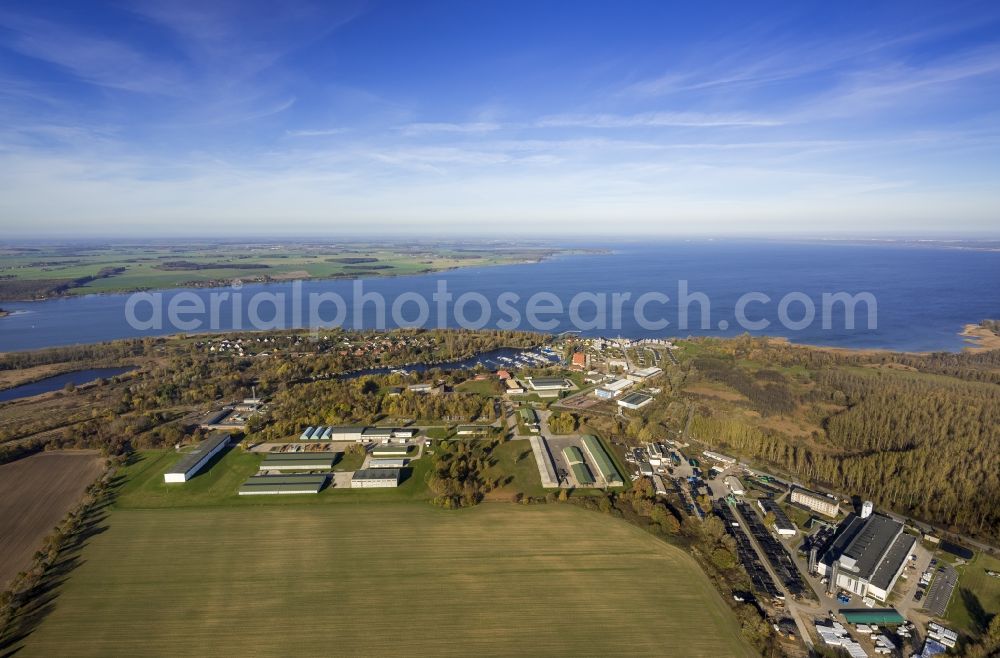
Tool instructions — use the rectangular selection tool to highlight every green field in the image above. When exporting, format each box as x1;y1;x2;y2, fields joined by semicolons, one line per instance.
19;504;754;657
0;242;560;299
946;552;1000;636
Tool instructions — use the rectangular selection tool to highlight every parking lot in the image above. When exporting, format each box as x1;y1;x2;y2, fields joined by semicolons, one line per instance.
923;562;958;617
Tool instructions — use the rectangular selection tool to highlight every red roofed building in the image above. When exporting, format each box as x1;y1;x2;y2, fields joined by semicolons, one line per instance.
497;369;512;380
571;352;587;369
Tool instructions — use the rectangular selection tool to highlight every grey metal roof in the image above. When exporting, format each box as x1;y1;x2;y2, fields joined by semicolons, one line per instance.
759;497;796;532
369;458;407;468
165;433;230;475
869;532;916;590
352;468;400;481
328;425;366;433
261;452;338;462
242;474;328;486
824;514;907;581
239;473;326;494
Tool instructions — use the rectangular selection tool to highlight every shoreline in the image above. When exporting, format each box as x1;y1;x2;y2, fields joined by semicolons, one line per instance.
959;323;1000;352
3;323;994;358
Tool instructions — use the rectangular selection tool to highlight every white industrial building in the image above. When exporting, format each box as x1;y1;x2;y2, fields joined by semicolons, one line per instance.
163;434;230;483
617;392;653;410
351;468;401;488
598;378;633;398
371;443;410;458
627;366;662;382
369;458;407;469
817;513;916;602
702;450;737;465
791;487;841;517
327;426;366;441
456;425;490;436
724;475;746;495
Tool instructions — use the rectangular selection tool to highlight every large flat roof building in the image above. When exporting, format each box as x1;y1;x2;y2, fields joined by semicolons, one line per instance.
526;376;573;391
369;458;407;469
164;434;230;483
371;443;411;458
351;468;401;488
627;366;662;382
819;513;916;602
617;392;653;410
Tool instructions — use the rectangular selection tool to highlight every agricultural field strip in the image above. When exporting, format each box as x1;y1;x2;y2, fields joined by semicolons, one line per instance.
20;504;754;657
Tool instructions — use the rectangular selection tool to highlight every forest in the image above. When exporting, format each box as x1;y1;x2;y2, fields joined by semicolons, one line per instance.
633;337;1000;543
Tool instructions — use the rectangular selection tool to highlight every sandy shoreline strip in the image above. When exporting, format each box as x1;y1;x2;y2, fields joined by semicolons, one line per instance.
960;323;1000;352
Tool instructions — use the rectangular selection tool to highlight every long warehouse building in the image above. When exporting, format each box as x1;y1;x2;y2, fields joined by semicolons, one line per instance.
529;436;560;489
351;468;401;488
238;474;327;495
580;435;623;486
259;452;338;471
163;434;231;483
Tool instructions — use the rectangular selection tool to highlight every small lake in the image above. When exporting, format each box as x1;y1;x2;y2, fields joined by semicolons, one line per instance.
0;367;135;403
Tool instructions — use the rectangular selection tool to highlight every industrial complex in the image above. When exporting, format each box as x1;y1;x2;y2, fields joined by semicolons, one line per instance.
815;512;917;603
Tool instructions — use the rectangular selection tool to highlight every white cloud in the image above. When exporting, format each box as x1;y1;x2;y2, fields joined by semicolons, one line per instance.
398;121;503;135
537;112;783;128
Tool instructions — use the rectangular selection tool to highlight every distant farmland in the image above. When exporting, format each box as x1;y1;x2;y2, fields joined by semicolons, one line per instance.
18;504;753;657
0;451;103;587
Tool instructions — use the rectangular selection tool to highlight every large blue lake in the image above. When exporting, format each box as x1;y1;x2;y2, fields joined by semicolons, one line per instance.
1;241;997;352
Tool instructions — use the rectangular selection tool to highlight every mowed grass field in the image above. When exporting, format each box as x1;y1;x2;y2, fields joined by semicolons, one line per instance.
947;551;1000;636
20;504;753;657
0;451;103;588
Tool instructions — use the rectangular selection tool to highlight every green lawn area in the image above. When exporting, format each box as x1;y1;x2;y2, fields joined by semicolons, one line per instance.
487;439;547;497
16;504;754;657
453;379;501;395
946;552;1000;636
425;426;454;440
115;448;433;508
780;501;813;531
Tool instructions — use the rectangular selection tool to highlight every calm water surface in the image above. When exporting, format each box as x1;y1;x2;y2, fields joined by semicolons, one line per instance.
1;242;997;352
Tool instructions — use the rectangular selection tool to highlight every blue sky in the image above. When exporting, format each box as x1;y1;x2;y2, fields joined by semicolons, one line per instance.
1;1;999;237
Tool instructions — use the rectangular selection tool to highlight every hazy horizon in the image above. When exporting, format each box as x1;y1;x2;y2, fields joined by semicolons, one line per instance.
2;1;1000;236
